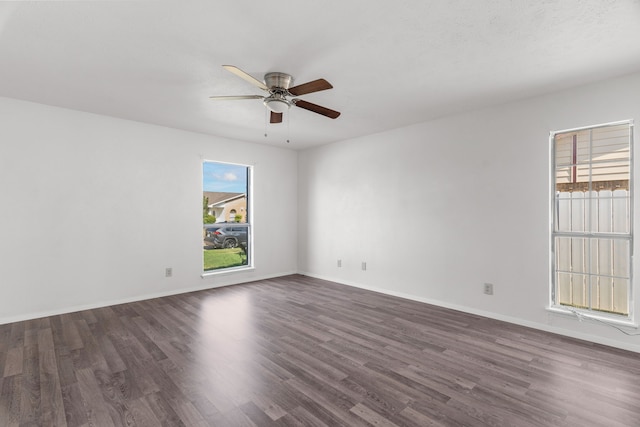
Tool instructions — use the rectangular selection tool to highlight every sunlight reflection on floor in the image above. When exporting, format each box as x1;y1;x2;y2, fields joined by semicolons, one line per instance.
194;289;262;404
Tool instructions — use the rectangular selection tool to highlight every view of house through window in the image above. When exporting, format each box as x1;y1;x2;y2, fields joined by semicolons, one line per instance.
551;121;633;319
203;161;251;272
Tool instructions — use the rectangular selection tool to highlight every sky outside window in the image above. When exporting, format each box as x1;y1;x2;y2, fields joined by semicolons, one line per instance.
203;162;247;193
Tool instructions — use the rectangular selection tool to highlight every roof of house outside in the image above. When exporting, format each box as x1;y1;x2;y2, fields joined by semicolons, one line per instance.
203;191;245;207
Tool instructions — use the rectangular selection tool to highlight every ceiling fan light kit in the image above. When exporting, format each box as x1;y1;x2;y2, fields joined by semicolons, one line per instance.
211;65;340;124
263;94;290;113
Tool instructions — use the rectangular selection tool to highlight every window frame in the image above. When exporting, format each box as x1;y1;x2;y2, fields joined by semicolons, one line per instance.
201;160;254;276
549;120;635;326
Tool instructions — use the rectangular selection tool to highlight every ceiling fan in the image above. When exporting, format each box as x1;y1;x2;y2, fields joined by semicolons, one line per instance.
210;65;341;123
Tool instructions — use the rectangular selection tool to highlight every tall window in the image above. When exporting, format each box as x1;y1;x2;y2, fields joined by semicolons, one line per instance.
202;161;251;272
551;121;633;320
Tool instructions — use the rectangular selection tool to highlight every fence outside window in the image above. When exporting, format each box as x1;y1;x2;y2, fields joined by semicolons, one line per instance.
551;121;633;318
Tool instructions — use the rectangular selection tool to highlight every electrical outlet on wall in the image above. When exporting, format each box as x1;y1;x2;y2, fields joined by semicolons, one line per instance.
484;283;493;295
362;262;367;271
337;259;342;267
165;267;173;278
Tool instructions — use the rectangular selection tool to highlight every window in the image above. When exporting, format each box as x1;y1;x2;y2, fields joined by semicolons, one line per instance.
202;161;251;272
551;121;633;321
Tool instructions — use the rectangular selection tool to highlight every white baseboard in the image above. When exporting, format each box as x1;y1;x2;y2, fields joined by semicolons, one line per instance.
6;269;638;354
0;270;297;325
298;271;640;354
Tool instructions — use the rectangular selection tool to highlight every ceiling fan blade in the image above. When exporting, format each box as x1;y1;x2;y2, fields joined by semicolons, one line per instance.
270;112;283;123
222;65;268;91
209;95;264;101
288;79;333;96
293;99;341;119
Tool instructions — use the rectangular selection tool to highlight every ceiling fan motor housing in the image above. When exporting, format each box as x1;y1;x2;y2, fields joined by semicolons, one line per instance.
264;72;293;90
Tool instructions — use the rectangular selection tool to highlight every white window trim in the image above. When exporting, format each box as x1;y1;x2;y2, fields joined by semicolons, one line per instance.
201;265;255;278
546;305;638;328
548;119;636;327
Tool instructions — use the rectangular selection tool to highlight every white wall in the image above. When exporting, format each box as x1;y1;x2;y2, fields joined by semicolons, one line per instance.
0;97;298;323
298;72;640;353
4;72;640;353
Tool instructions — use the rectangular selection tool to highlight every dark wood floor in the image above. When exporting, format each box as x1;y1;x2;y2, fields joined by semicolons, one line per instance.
1;275;639;426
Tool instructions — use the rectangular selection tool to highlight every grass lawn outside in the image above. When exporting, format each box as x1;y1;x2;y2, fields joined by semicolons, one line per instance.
203;248;247;271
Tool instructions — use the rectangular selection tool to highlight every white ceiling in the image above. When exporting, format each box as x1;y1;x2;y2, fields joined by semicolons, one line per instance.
1;1;640;150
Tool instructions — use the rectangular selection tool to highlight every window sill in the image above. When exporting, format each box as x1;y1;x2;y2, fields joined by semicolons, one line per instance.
201;265;255;278
547;306;638;329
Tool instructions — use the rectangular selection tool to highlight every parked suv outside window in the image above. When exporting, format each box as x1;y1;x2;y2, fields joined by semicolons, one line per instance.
203;223;248;249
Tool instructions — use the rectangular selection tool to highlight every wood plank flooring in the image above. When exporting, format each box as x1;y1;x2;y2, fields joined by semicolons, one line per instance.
1;274;640;426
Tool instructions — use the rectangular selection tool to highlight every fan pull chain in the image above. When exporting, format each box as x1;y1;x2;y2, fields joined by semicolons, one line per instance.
286;110;290;143
264;108;268;138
